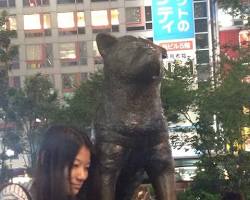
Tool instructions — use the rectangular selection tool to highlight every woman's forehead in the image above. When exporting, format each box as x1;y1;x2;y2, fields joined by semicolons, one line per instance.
75;146;91;163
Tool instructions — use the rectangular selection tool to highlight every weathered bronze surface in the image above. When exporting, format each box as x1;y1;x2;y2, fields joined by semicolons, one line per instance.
89;33;176;200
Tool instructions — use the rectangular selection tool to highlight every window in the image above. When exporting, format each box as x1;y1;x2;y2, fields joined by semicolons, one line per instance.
9;76;21;88
194;1;208;34
62;73;79;91
91;9;119;33
25;44;53;69
23;0;49;7
145;6;152;30
196;50;209;64
194;2;207;18
125;7;145;31
197;64;210;82
62;73;85;92
6;15;17;31
195;19;208;33
0;0;15;7
194;0;210;83
57;12;85;35
24;13;51;37
59;41;87;66
195;34;208;49
57;0;83;4
6;15;17;37
126;7;142;23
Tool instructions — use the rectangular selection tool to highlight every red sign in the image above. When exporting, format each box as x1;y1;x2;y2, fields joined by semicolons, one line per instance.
160;41;193;51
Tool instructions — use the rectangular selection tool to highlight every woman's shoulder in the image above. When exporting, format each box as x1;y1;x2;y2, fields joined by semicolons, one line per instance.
0;181;33;200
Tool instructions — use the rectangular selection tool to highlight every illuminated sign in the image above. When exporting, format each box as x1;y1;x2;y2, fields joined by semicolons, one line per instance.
152;0;195;41
159;39;195;62
160;40;193;51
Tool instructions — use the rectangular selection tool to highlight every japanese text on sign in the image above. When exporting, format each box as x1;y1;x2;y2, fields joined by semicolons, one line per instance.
152;0;195;41
160;41;193;51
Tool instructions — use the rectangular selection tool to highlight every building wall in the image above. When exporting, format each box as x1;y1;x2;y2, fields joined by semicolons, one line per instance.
1;0;215;97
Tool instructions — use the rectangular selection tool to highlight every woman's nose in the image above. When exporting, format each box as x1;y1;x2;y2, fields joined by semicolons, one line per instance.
77;168;88;181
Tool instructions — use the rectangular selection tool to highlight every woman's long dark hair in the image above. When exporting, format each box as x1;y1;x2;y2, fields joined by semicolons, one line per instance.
34;125;92;200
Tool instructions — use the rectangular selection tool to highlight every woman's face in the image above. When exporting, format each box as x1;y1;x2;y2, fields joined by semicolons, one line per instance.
69;145;91;196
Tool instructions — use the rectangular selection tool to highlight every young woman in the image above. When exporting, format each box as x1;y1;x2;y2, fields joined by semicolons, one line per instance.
33;125;92;200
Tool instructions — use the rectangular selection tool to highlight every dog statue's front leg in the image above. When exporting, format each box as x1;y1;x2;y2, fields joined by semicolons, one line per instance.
146;139;176;200
97;142;129;200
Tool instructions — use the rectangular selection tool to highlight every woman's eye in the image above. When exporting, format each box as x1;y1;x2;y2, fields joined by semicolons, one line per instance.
85;165;90;170
73;163;80;168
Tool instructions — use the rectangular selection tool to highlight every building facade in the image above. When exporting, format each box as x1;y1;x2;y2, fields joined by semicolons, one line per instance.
2;0;216;98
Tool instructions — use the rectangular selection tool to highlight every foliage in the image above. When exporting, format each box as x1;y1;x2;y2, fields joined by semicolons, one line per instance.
177;189;220;200
52;71;104;131
161;60;196;123
185;42;250;198
192;156;224;193
0;10;18;184
0;10;17;111
2;128;22;154
218;0;250;23
56;62;196;133
159;32;250;198
52;62;197;141
5;74;59;169
0;162;10;183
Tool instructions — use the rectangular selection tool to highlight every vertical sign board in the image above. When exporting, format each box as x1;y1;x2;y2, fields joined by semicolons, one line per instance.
152;0;195;62
152;0;195;41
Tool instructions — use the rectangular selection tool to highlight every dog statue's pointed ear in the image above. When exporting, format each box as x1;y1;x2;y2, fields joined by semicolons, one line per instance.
96;33;117;58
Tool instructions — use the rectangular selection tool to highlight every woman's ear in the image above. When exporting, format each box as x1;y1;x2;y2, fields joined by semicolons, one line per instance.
96;33;117;58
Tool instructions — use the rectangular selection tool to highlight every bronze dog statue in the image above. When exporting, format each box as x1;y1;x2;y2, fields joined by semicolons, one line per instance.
89;33;176;200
